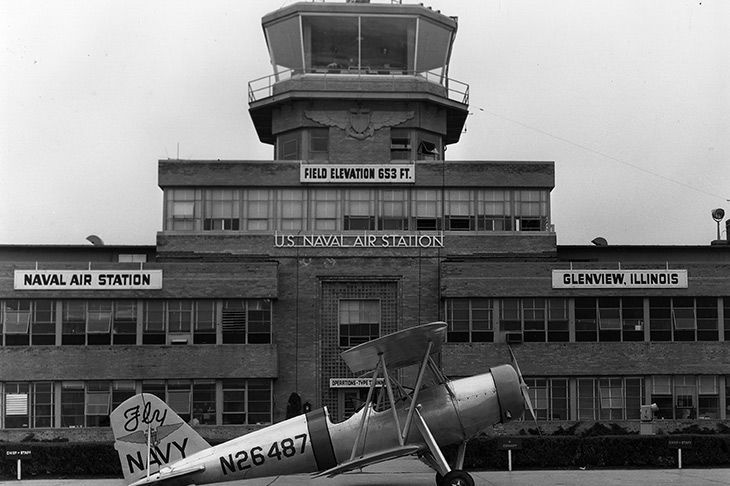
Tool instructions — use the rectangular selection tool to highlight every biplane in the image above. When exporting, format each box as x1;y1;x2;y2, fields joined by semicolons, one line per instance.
111;322;536;486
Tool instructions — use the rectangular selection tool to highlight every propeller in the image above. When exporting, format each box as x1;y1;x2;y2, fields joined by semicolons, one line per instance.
507;344;541;436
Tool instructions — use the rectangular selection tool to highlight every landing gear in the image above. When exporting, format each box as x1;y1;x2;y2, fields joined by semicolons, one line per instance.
436;469;474;486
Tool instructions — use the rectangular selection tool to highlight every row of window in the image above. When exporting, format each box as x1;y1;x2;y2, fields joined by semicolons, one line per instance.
0;300;271;346
164;187;551;232
527;375;727;421
275;128;443;161
0;379;272;429
445;297;730;343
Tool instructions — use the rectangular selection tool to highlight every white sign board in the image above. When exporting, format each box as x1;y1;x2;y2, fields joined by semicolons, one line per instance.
14;270;163;290
329;378;385;388
301;163;415;183
552;269;688;289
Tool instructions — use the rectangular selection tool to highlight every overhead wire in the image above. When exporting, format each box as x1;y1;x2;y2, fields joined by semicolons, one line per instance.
471;107;728;201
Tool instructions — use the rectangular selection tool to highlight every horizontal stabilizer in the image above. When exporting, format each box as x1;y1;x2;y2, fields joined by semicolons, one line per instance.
313;445;423;478
129;464;205;486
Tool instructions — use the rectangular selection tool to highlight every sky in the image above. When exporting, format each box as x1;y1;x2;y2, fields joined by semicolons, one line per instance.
1;0;728;246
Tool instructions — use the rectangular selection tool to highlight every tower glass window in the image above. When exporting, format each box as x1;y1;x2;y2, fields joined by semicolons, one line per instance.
204;189;240;231
379;189;408;230
391;129;412;160
309;128;329;160
514;190;548;231
167;189;201;231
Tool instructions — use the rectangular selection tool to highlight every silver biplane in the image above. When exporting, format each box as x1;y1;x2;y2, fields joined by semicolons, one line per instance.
111;322;536;486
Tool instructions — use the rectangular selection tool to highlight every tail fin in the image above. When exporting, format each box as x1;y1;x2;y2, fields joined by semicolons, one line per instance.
110;393;210;484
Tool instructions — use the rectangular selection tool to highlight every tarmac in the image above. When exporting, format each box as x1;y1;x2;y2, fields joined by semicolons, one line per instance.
3;458;730;485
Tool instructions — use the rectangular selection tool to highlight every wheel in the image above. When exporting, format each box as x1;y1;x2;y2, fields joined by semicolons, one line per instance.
441;469;474;486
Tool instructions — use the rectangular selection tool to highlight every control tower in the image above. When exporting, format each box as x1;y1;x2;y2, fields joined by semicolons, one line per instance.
248;0;469;162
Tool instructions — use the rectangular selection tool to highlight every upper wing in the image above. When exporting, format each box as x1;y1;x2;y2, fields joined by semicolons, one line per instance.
312;444;424;478
340;322;447;374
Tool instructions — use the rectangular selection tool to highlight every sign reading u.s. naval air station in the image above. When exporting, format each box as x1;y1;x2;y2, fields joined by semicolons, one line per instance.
14;270;163;290
301;163;415;183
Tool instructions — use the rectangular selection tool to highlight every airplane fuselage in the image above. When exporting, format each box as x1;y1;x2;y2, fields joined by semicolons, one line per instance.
136;369;515;485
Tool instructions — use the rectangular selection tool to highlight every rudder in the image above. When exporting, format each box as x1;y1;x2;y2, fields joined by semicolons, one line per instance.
110;393;210;484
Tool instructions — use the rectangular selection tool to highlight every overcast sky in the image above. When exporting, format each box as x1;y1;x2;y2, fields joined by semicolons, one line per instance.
1;0;728;246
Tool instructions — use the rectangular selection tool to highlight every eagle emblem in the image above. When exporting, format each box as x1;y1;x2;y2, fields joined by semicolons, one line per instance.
305;108;414;140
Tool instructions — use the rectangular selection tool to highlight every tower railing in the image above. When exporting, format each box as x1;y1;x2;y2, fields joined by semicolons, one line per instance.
248;68;469;105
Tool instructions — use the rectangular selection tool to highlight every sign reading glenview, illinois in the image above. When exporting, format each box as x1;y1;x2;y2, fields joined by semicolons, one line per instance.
552;269;687;289
14;270;163;290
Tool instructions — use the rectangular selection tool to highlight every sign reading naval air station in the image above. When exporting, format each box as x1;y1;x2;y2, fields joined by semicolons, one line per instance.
301;163;415;183
552;269;688;289
14;270;163;290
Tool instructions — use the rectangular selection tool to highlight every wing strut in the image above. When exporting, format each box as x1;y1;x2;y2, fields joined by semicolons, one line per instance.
380;353;404;447
349;361;381;461
401;339;433;442
414;406;451;476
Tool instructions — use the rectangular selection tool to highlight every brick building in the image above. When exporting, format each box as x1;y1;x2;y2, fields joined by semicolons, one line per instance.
1;1;729;441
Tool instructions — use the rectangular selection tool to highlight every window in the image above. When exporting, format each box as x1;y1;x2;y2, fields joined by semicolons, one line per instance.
522;298;546;342
649;297;672;341
33;382;54;427
192;381;216;425
445;190;473;231
204;189;240;231
339;299;380;347
222;379;246;424
118;254;147;263
248;379;273;424
62;301;86;345
278;189;306;231
379;190;408;230
31;300;56;345
222;300;272;344
222;379;272;425
247;300;271;344
4;383;30;428
651;376;673;419
167;300;193;334
142;381;166;401
113;301;137;345
698;376;719;419
621;297;645;342
61;382;85;427
445;298;493;342
278;131;300;160
672;297;695;341
112;381;136;410
417;134;441;160
86;381;111;427
674;375;696;419
87;300;113;345
312;189;339;231
166;188;201;231
344;189;374;230
575;298;597;342
547;299;569;342
390;129;411;159
500;299;521;332
578;377;644;420
597;297;621;341
724;298;730;341
246;189;271;230
525;378;569;420
411;189;441;231
309;128;329;160
194;301;216;344
477;190;512;231
143;301;165;344
695;297;718;341
168;381;192;423
514;190;548;231
3;300;32;345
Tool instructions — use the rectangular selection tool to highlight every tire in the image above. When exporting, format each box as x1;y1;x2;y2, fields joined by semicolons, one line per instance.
441;469;474;486
435;472;444;485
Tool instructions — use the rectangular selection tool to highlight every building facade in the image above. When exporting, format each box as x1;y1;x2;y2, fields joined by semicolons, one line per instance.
1;1;729;441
